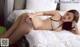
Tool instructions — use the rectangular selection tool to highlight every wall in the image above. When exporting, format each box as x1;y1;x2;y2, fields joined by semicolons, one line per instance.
26;0;57;11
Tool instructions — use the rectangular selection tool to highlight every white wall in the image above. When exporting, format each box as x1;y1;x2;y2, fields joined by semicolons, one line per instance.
60;0;80;11
26;0;57;12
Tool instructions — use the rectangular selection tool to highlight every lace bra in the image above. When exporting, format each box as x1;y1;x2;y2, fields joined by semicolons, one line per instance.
50;18;62;30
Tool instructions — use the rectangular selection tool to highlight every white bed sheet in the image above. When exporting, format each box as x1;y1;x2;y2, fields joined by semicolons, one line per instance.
25;30;80;47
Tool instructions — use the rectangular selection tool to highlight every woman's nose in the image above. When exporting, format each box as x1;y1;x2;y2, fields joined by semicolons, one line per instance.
65;16;68;19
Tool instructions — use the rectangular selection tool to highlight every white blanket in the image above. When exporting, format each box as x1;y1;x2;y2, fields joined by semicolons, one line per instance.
25;30;80;47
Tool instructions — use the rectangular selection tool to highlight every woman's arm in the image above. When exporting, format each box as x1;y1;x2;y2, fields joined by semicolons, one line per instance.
75;23;80;35
42;10;60;16
72;22;80;35
29;10;60;18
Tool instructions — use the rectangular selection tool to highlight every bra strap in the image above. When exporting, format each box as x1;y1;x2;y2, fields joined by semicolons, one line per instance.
50;18;61;22
50;17;62;30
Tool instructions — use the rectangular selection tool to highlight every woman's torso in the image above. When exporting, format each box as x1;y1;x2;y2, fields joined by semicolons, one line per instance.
36;17;62;31
35;18;75;32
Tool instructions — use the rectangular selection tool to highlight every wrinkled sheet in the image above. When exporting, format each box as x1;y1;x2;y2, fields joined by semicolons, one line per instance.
25;30;80;47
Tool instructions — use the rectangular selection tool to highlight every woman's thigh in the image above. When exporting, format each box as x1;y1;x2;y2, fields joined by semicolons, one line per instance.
18;17;33;33
9;21;33;44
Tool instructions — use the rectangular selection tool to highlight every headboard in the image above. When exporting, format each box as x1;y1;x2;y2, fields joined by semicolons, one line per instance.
4;0;26;19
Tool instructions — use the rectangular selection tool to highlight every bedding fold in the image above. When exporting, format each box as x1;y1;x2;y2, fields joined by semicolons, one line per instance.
25;30;80;47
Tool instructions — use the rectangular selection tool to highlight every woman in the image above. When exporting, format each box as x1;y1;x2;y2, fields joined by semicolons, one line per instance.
30;10;79;33
0;10;80;45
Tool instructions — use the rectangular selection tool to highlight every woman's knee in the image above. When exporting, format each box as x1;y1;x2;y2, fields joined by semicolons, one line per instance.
21;27;33;35
21;13;29;18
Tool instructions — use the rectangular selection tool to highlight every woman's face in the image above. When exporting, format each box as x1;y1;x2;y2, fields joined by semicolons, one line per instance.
62;12;74;22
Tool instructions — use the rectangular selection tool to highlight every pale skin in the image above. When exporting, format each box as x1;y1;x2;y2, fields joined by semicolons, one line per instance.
30;10;62;31
30;11;80;34
0;10;80;45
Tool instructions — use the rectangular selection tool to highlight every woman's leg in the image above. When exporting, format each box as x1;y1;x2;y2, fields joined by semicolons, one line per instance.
9;13;33;44
1;13;28;38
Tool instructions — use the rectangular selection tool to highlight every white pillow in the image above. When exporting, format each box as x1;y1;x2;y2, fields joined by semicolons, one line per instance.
7;10;25;22
7;10;36;22
26;0;57;12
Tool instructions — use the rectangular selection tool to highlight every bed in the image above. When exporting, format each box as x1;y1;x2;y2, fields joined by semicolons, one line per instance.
4;0;80;47
6;10;80;47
